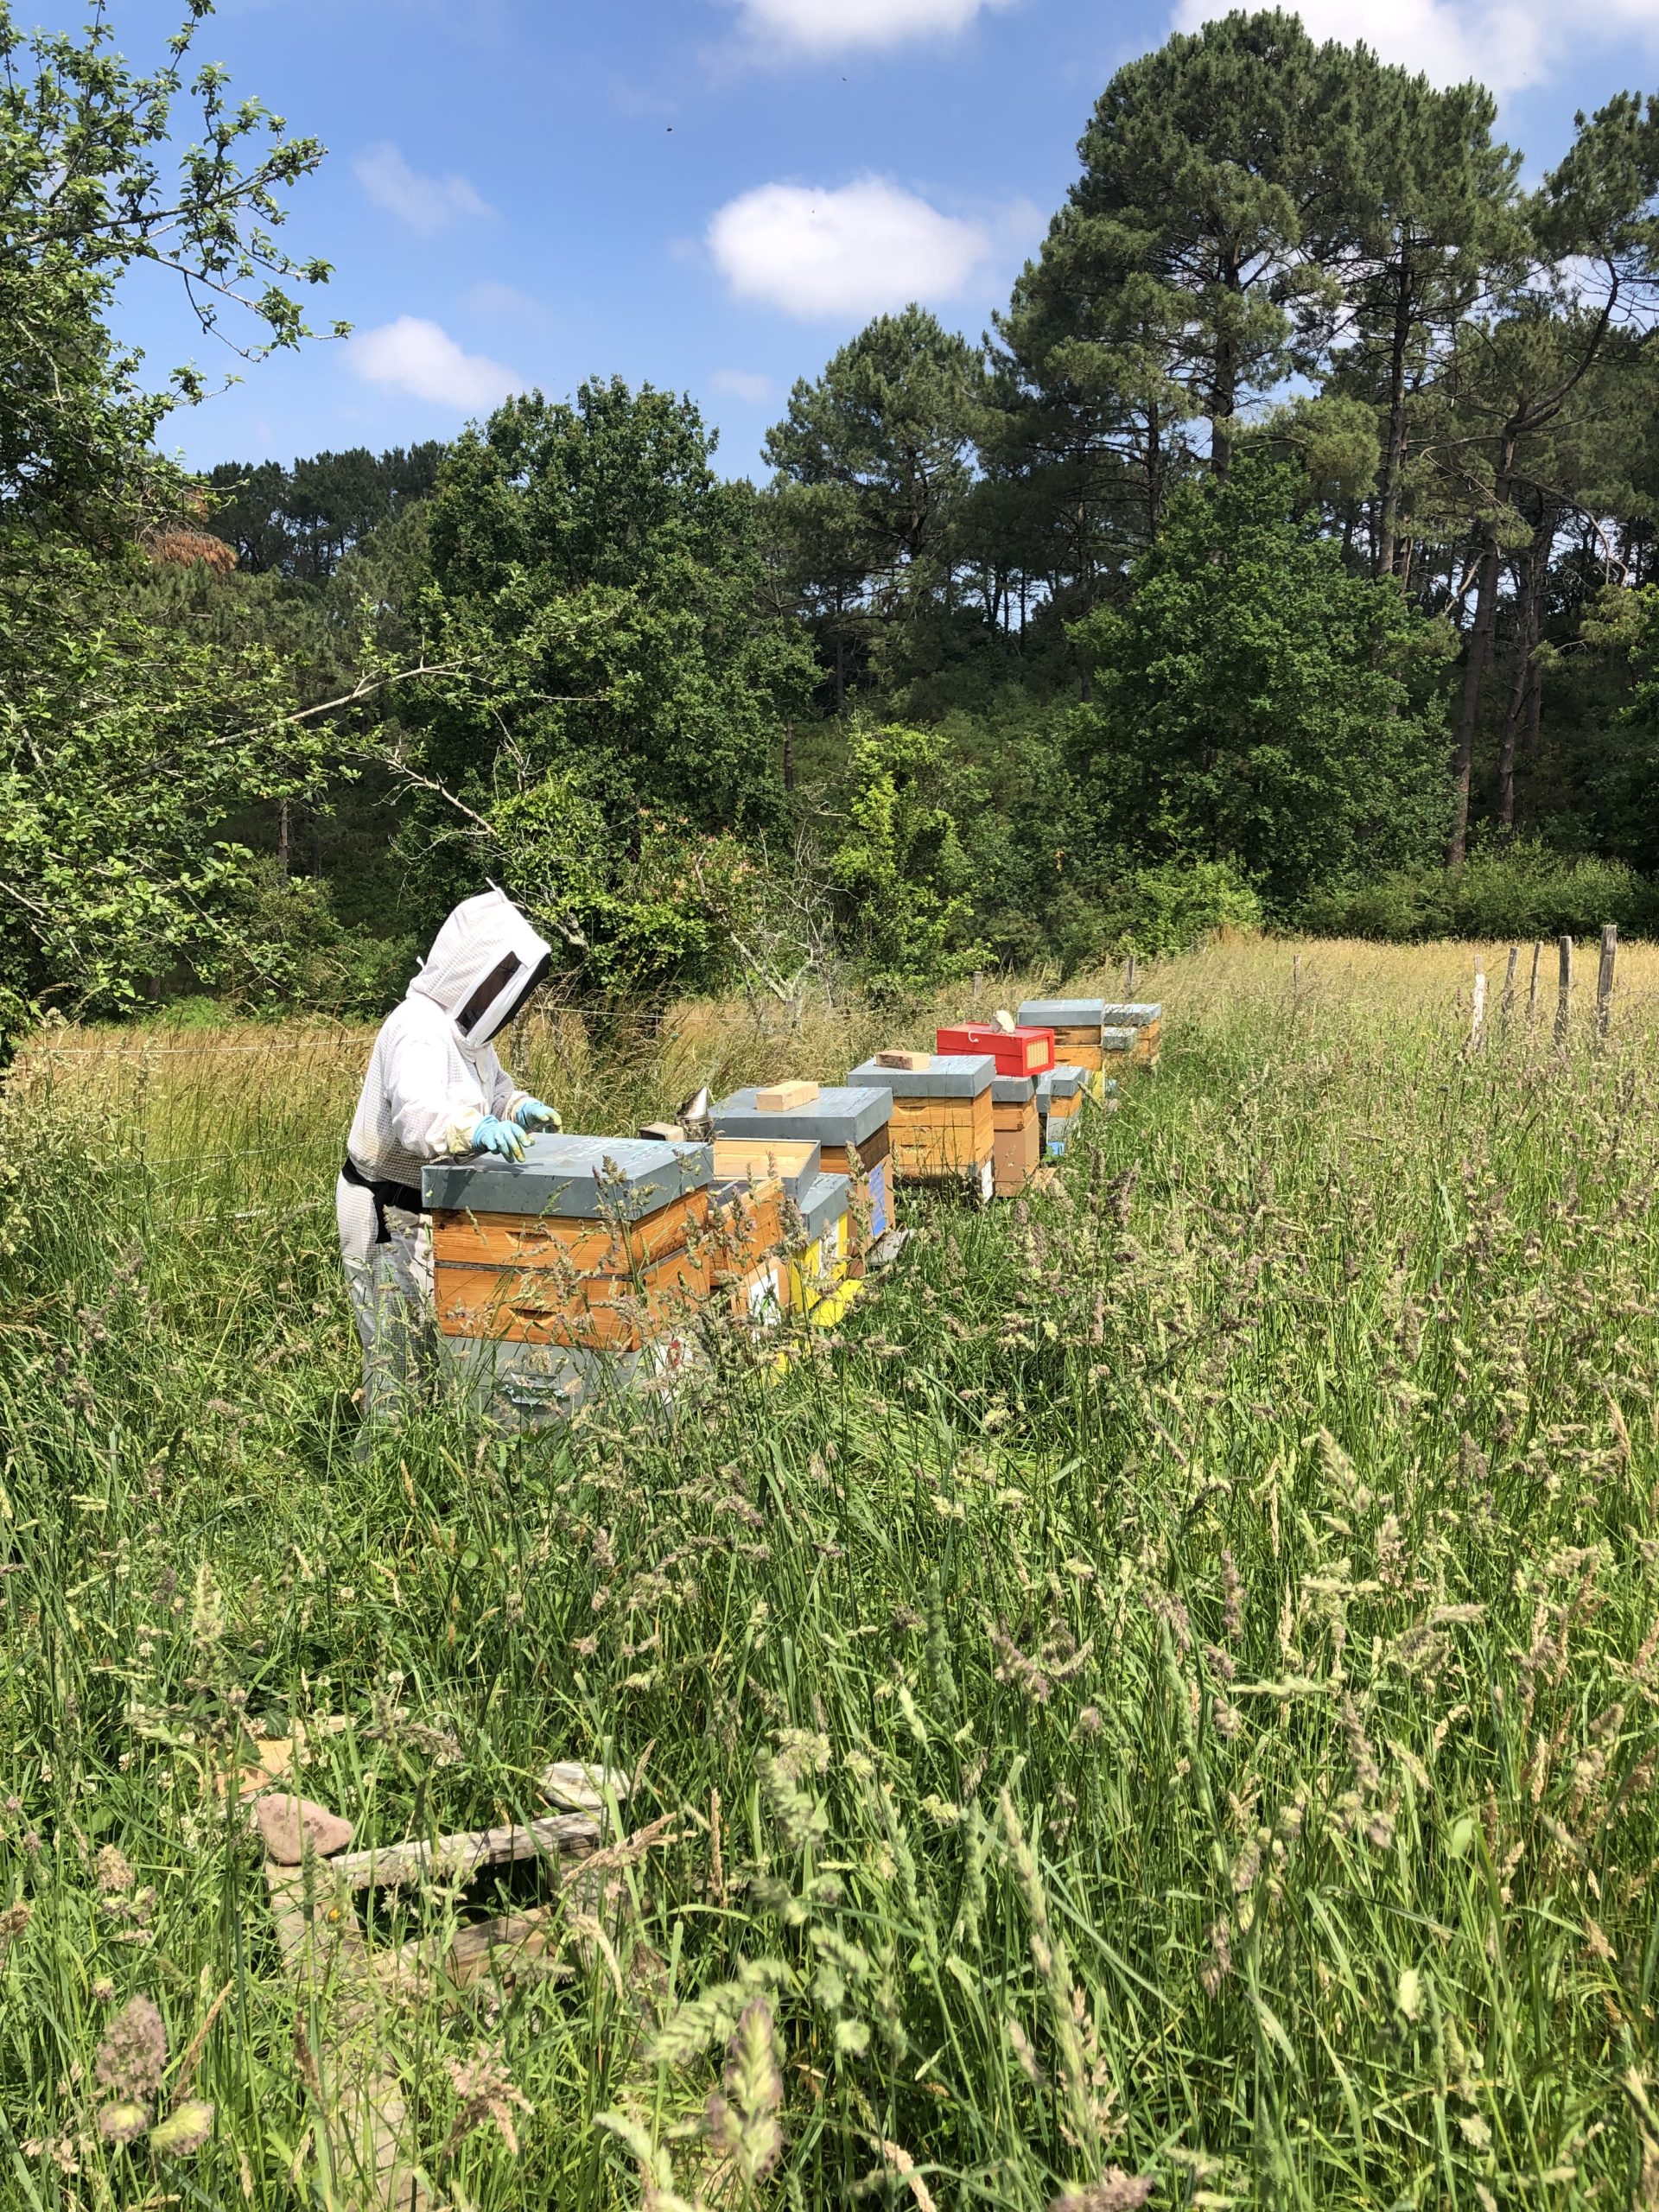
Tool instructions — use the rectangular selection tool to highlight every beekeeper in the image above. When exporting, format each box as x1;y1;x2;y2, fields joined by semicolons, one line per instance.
338;889;560;1432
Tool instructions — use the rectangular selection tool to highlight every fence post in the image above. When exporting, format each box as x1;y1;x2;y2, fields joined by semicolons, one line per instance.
1125;952;1138;996
1499;944;1519;1027
1529;941;1542;1023
1554;935;1573;1046
1597;922;1618;1045
972;969;984;1006
1470;956;1487;1052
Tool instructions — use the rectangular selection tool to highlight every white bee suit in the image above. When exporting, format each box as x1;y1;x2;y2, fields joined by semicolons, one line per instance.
337;890;552;1432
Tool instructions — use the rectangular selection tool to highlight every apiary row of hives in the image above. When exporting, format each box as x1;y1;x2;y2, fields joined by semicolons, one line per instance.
420;998;1160;1426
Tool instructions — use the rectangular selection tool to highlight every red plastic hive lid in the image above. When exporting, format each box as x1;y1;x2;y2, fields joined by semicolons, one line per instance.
935;1023;1056;1077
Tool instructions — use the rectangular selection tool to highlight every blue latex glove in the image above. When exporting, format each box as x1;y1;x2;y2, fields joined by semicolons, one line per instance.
471;1115;527;1162
512;1096;561;1133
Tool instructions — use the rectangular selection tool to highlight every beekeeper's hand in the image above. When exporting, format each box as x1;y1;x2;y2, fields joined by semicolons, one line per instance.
471;1115;527;1162
512;1096;561;1133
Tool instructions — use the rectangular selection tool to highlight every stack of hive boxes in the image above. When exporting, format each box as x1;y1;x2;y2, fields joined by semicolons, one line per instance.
1016;998;1123;1105
713;1080;893;1282
1037;1065;1087;1157
935;1021;1055;1196
1101;1001;1163;1067
849;1052;997;1202
424;1135;715;1426
709;1082;863;1324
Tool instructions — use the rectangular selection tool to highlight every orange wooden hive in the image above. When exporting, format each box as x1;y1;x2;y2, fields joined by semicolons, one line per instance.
712;1086;897;1268
849;1055;997;1198
424;1136;715;1355
991;1074;1041;1195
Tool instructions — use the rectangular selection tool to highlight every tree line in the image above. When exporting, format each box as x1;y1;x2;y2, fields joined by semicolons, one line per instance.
5;4;1659;1046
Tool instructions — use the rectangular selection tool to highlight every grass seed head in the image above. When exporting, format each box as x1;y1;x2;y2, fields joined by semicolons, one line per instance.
94;1994;166;2103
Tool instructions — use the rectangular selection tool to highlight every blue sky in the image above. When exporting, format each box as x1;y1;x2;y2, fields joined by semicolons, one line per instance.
99;0;1659;481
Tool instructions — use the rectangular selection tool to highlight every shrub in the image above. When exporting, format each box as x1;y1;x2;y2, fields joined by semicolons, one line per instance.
1303;843;1655;943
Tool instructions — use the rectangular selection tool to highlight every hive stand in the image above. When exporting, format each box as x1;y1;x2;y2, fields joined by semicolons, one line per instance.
255;1761;629;2209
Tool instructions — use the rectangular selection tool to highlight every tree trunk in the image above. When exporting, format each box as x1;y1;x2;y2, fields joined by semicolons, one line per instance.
1497;506;1554;836
276;798;290;880
1376;247;1414;580
783;720;796;794
1447;435;1516;868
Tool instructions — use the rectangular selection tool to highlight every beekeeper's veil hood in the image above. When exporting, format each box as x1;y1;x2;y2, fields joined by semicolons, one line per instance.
409;890;552;1048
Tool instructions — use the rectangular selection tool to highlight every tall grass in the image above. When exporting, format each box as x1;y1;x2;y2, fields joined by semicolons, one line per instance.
3;941;1659;2209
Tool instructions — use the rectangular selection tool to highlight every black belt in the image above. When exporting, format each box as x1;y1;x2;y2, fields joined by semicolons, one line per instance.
341;1155;427;1247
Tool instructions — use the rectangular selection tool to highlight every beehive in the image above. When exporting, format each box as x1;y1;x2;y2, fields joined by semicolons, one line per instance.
1100;1001;1163;1066
713;1085;895;1266
1037;1065;1086;1158
784;1172;855;1318
1019;1001;1125;1100
708;1142;819;1336
849;1055;996;1200
991;1073;1041;1195
423;1135;714;1354
935;1022;1056;1077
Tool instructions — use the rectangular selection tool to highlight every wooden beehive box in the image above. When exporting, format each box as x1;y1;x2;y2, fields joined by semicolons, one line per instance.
1101;1001;1163;1065
423;1136;715;1353
849;1055;996;1200
1017;997;1108;1067
1037;1065;1087;1158
991;1073;1041;1195
713;1084;896;1268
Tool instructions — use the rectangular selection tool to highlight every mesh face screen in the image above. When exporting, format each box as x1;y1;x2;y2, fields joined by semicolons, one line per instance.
456;951;523;1036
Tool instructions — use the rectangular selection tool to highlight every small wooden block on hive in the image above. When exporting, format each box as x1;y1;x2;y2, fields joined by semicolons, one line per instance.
874;1050;930;1071
756;1080;820;1111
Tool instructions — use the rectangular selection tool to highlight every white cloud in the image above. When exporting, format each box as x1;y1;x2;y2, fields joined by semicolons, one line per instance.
349;316;524;413
709;368;778;404
354;141;493;234
708;177;995;320
731;0;1014;54
1173;0;1659;98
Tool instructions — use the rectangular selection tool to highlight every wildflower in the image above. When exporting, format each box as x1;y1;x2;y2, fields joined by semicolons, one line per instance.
150;2101;214;2155
95;1846;134;1894
95;1994;167;2104
98;2101;148;2145
1077;1705;1103;1738
91;1977;115;2003
1049;2171;1155;2210
705;1999;783;2185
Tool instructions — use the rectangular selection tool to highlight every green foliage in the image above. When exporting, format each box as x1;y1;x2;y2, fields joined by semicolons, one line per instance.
0;1;332;548
1067;458;1452;906
490;773;775;1000
1302;843;1654;942
0;543;336;1042
823;721;983;993
765;308;993;701
1101;857;1265;957
415;381;810;846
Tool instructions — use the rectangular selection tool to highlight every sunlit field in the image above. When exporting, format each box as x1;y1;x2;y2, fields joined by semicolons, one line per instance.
4;936;1659;2209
